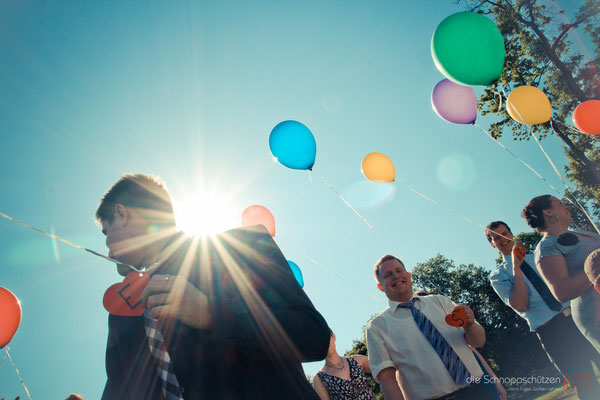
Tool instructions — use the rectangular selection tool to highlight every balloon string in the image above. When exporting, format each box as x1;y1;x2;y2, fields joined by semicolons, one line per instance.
490;83;505;113
0;210;142;272
306;288;378;313
473;122;561;195
4;347;33;400
502;95;600;235
553;119;590;136
407;187;514;243
408;188;439;206
408;188;486;230
278;236;386;304
317;174;405;259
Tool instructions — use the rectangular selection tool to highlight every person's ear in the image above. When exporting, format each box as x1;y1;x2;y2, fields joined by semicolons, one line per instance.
377;282;383;292
407;272;411;279
114;204;129;226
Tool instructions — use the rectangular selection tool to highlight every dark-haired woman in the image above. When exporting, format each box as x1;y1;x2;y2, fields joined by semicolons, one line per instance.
522;194;600;352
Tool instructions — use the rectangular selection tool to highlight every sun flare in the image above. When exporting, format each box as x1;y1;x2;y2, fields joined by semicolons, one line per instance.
174;194;239;237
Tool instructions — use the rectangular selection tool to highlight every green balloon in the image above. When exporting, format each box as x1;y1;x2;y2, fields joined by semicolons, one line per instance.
431;12;505;86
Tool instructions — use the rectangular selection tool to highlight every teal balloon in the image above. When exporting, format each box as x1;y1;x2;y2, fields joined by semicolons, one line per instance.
269;120;316;170
432;12;505;86
287;260;304;288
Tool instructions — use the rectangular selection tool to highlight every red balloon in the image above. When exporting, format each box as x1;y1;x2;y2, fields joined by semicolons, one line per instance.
573;100;600;135
0;287;22;347
241;205;276;236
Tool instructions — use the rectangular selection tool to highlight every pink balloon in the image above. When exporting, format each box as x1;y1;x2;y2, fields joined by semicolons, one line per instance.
241;205;276;236
431;79;478;124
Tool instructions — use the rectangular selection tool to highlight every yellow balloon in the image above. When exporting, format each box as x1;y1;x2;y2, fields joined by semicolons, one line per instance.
362;152;395;183
506;85;552;125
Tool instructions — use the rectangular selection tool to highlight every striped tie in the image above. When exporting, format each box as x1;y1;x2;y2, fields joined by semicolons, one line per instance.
398;300;471;386
143;310;185;400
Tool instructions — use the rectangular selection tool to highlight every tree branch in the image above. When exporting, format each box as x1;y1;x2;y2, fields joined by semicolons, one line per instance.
551;6;600;51
552;121;600;185
524;2;589;102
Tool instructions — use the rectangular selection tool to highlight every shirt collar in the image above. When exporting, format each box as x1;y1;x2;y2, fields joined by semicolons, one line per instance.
388;294;422;313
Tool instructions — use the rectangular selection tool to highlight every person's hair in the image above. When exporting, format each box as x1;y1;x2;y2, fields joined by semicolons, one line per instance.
65;395;85;400
485;221;511;243
521;195;553;231
373;254;404;283
95;173;175;226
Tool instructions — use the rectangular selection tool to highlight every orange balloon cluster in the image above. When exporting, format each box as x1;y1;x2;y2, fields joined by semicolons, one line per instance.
503;85;599;136
0;287;22;348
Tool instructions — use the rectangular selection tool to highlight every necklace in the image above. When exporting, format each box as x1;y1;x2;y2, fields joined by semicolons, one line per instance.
325;358;345;371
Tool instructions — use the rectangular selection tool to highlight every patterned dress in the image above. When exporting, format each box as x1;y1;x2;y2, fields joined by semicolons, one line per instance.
316;357;375;400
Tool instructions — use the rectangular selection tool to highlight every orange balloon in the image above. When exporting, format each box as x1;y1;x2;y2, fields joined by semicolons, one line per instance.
506;85;552;125
361;152;395;183
0;287;22;347
241;205;276;236
573;100;600;135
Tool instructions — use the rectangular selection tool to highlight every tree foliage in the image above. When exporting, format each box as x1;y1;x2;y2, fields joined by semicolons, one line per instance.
514;230;543;253
461;0;600;221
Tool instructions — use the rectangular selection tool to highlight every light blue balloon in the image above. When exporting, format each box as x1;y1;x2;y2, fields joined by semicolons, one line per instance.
287;260;304;288
269;120;316;170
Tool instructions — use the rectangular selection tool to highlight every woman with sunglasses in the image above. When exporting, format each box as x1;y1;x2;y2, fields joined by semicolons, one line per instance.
522;195;600;352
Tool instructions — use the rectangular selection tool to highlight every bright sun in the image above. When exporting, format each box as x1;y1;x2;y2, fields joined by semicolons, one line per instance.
174;194;240;236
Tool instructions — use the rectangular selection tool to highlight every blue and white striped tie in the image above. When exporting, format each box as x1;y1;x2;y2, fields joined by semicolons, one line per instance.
398;300;471;386
143;310;184;399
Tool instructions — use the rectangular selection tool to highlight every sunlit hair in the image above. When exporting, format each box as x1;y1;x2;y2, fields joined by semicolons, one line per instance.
95;173;175;226
373;254;404;283
485;221;512;243
522;195;553;231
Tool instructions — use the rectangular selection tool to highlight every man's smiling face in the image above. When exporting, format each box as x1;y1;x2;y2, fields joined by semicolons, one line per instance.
488;223;514;256
377;259;413;302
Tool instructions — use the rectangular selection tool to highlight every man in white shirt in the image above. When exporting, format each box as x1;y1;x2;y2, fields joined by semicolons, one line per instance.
366;254;494;400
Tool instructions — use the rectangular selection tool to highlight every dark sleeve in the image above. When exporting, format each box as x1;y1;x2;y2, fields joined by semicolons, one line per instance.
208;225;330;363
102;315;163;400
101;315;127;400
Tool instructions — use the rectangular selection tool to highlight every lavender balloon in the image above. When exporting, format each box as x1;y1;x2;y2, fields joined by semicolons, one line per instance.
431;79;477;124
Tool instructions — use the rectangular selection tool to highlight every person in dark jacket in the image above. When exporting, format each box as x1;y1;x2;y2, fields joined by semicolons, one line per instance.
96;173;330;399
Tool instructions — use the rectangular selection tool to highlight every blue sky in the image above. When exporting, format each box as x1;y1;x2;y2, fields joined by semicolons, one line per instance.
0;0;585;398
